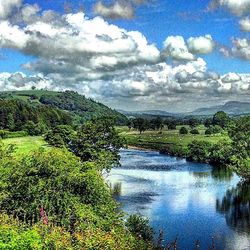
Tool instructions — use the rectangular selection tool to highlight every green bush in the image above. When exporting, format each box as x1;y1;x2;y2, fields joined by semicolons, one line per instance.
179;127;188;135
205;125;223;135
0;145;152;249
188;140;213;162
126;214;153;243
0;130;28;139
6;131;29;138
0;148;117;227
190;128;199;135
0;130;7;139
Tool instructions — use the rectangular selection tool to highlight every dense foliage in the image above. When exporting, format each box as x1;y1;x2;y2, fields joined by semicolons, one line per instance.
0;99;72;133
0;90;127;125
179;127;188;135
45;118;124;171
228;116;250;179
0;144;152;249
187;115;250;178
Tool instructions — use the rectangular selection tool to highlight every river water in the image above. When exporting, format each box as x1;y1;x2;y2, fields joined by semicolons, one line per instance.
107;149;250;250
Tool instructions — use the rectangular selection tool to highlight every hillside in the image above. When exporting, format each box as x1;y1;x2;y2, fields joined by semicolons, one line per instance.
0;90;127;124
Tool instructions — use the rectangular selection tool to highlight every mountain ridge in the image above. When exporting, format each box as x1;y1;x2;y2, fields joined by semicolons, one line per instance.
119;101;250;118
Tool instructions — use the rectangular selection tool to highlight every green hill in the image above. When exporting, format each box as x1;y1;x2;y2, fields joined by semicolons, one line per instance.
0;90;127;125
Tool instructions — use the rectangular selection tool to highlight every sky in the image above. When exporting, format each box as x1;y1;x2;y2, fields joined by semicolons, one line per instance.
0;0;249;112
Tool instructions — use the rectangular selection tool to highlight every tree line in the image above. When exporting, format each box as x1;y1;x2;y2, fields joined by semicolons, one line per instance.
127;111;230;135
0;99;72;136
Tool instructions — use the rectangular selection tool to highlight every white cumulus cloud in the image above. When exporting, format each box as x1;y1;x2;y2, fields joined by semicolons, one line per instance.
0;0;22;20
209;0;250;16
187;35;215;54
0;12;160;81
163;36;195;61
93;1;134;19
239;17;250;31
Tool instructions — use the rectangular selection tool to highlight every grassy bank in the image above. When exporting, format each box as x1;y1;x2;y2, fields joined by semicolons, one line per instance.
2;136;48;155
117;125;229;157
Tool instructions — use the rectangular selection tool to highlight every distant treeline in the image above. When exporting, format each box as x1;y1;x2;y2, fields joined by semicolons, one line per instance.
127;111;230;134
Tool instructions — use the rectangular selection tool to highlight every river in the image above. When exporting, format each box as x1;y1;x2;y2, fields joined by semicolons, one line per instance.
107;149;250;250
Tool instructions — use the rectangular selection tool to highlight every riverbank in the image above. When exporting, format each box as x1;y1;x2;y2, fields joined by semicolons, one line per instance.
118;126;233;169
120;125;226;156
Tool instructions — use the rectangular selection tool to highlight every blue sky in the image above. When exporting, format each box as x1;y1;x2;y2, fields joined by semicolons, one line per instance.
0;0;249;111
1;0;249;74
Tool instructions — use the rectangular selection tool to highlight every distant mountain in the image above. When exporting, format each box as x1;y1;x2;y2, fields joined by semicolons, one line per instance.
190;101;250;116
118;109;180;119
119;101;250;118
0;90;127;124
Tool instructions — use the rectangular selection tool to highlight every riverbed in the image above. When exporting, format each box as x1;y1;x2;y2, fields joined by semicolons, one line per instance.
107;149;250;250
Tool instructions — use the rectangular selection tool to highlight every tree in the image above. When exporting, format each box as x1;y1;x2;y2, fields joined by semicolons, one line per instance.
6;114;15;131
133;118;149;134
179;126;188;135
127;119;133;130
210;140;233;166
212;111;230;128
165;119;177;130
188;140;213;162
228;116;250;179
190;128;199;135
23;121;41;136
188;118;200;128
150;117;163;130
204;117;213;127
44;125;75;148
205;125;223;135
229;116;250;158
70;117;124;169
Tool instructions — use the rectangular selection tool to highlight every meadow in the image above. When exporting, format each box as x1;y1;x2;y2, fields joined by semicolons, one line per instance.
2;125;228;157
2;136;48;155
117;125;229;155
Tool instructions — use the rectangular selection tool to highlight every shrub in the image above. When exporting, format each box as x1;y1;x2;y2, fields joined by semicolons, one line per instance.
210;140;233;166
0;145;152;250
179;127;188;135
0;148;118;227
126;214;153;242
188;140;213;162
190;129;199;135
205;125;223;135
5;131;29;138
0;130;7;139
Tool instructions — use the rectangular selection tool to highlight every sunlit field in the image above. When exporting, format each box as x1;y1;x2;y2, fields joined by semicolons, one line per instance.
117;125;229;152
2;136;48;155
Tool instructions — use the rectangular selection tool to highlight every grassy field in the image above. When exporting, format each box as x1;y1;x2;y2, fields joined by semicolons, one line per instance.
117;125;229;156
2;136;48;155
2;125;229;157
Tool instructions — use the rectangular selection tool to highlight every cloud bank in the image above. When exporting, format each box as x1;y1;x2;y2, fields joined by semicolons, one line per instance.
209;0;250;16
0;1;249;111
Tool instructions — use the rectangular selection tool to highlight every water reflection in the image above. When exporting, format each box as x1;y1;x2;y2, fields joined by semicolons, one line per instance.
211;166;233;181
216;181;250;233
192;166;233;181
108;149;250;249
